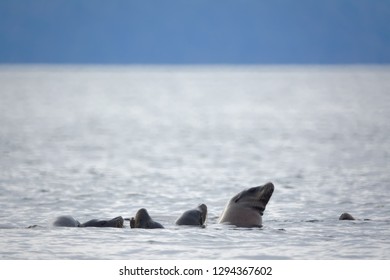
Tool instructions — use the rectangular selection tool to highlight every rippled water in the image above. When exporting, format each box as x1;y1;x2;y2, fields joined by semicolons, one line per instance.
0;65;389;259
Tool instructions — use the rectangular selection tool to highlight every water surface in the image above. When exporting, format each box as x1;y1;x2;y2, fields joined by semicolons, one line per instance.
0;65;389;259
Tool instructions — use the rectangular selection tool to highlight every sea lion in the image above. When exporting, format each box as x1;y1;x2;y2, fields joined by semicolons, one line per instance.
80;216;124;228
130;208;164;229
218;182;274;227
53;215;81;227
175;204;207;226
53;215;124;228
339;213;355;220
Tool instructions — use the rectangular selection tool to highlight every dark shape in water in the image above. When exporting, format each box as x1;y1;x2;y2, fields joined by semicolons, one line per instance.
130;208;164;229
53;215;124;228
339;212;355;220
218;182;274;227
176;204;207;226
80;216;124;228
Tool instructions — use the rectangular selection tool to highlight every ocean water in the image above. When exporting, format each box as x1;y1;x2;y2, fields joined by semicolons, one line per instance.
0;65;389;260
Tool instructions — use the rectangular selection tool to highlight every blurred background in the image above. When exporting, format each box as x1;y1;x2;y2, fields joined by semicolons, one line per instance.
0;0;389;64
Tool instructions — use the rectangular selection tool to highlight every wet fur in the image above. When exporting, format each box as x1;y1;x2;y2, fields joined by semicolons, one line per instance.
218;182;274;227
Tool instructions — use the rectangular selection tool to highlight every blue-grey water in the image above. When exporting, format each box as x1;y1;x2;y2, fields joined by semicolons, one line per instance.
0;65;389;259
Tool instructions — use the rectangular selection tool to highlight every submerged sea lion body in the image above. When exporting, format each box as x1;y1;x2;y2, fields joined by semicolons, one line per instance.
53;215;81;227
176;204;207;226
130;208;164;229
218;182;274;228
53;215;124;228
339;213;355;220
80;216;124;228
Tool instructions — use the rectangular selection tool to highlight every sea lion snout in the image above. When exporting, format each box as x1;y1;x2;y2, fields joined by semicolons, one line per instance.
263;182;274;189
259;182;274;203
